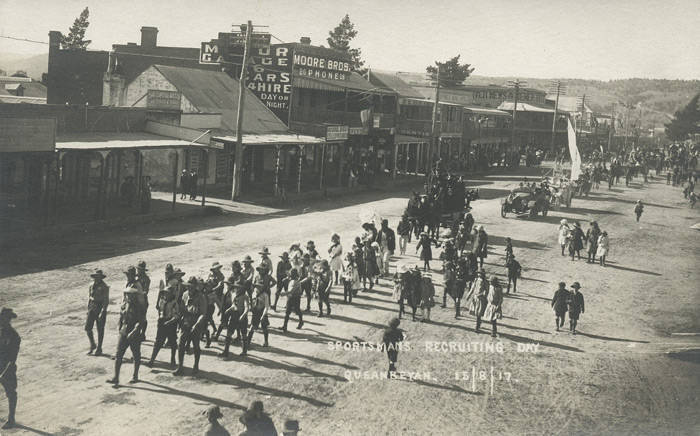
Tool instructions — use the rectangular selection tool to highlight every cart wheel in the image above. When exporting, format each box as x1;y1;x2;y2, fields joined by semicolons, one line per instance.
501;204;507;218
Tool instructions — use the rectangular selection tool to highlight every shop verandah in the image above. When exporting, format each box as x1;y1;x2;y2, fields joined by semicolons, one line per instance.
1;132;220;238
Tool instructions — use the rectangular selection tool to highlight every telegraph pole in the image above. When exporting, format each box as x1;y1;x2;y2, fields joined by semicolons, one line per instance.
607;102;615;154
429;65;441;173
576;94;586;139
231;20;253;200
549;80;565;155
507;79;525;152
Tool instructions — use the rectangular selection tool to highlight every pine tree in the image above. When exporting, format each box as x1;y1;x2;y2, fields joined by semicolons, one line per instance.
664;93;700;140
426;55;475;87
61;7;92;50
327;14;365;73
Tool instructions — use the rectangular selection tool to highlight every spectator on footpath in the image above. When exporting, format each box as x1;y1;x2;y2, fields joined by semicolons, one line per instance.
189;169;198;201
0;307;20;429
180;169;189;200
238;401;277;436
203;405;230;436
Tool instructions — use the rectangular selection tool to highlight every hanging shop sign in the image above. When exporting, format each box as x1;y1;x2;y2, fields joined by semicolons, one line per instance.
326;125;349;141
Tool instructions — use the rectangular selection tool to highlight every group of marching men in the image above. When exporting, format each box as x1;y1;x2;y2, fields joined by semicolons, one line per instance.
390;209;523;338
85;240;344;387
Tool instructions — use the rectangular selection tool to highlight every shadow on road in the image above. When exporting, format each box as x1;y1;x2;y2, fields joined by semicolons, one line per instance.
124;380;246;411
576;331;650;343
604;263;662;276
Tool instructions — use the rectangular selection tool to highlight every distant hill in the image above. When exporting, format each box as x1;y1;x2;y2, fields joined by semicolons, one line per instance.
0;52;48;81
463;75;700;127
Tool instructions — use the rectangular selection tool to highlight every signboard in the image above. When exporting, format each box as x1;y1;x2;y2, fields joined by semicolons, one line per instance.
218;32;271;49
0;118;56;152
349;127;369;136
292;44;352;81
147;90;181;110
199;40;223;64
326;125;349;141
246;44;293;124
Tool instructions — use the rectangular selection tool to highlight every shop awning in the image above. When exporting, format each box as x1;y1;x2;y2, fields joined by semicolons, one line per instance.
293;72;395;95
497;102;555;113
395;134;429;144
463;106;511;117
212;133;326;146
56;132;222;151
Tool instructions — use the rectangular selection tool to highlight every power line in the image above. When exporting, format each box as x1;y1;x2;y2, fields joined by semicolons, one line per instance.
0;35;49;45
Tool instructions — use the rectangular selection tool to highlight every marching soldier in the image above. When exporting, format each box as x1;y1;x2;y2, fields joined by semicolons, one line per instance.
241;256;255;296
300;254;313;312
136;261;150;339
281;269;309;332
203;263;225;347
314;260;333;317
214;262;241;341
173;277;207;376
273;252;292;311
0;308;20;429
441;260;455;308
106;285;145;387
85;269;109;356
247;279;271;348
219;277;250;358
258;247;273;277
146;284;180;368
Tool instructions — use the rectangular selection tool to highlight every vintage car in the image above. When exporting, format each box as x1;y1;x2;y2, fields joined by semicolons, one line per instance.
500;188;550;218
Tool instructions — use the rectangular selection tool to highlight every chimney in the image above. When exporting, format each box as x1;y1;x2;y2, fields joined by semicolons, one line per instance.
140;26;158;49
46;31;62;104
299;37;311;45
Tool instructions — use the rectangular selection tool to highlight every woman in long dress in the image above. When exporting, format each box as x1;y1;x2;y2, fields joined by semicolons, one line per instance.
483;276;504;337
328;234;344;285
558;219;570;256
596;231;609;267
362;240;378;290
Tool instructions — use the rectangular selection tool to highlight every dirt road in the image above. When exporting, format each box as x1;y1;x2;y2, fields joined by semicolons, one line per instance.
1;167;698;435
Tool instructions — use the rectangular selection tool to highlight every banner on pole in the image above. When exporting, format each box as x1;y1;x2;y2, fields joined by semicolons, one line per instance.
567;118;582;181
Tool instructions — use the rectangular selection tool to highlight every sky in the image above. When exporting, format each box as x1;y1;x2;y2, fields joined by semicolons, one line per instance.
1;0;699;80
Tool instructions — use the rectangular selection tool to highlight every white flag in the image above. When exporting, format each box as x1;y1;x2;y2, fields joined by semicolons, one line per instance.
567;118;582;181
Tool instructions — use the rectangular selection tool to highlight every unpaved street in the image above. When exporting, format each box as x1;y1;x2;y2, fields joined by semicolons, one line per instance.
1;167;699;436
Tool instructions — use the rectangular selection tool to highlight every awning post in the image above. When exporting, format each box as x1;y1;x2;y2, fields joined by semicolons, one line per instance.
297;145;304;194
200;149;207;208
171;150;179;211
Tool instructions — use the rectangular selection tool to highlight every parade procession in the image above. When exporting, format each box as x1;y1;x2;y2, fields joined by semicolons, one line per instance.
1;1;699;435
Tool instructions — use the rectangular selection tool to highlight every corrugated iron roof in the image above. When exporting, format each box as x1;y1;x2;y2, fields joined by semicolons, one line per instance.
498;102;555;113
369;71;423;98
56;132;221;151
293;72;394;94
151;65;290;134
212;133;326;146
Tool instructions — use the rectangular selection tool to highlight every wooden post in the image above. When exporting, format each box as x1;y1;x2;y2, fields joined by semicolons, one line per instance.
53;152;61;225
392;141;398;179
274;145;281;196
115;151;121;199
430;65;440;173
94;153;105;220
172;150;179;211
337;142;344;187
297;145;303;193
201;149;207;208
231;20;253;200
319;143;326;190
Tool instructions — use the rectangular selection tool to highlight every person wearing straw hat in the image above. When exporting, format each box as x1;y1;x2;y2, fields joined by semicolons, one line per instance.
282;419;301;436
0;308;20;429
147;280;180;368
306;240;319;260
239;400;277;435
382;317;404;379
173;277;207;375
203;405;229;436
106;283;145;386
558;219;570;256
219;277;250;358
586;221;601;264
164;263;175;283
85;269;109;356
567;282;585;334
